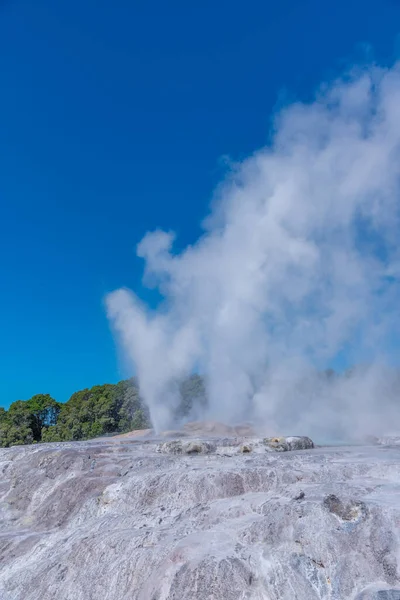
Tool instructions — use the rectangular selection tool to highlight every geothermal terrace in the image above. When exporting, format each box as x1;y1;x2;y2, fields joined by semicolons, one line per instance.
1;422;400;600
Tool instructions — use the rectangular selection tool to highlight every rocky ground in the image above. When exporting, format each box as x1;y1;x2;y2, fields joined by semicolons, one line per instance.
1;425;400;599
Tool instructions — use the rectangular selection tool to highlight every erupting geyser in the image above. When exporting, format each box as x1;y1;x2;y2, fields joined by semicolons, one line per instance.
108;62;400;441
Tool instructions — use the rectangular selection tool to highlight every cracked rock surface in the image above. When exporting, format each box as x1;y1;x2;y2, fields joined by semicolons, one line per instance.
1;433;400;599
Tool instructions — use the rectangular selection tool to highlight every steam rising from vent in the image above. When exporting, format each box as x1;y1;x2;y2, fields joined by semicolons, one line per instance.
107;63;400;440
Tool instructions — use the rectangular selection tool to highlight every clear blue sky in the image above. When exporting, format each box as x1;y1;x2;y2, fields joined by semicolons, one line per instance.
1;0;399;407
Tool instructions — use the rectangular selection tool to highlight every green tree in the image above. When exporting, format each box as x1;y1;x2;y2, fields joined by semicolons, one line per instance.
44;383;128;442
26;394;61;441
1;374;209;447
0;402;34;447
116;377;150;431
0;395;60;446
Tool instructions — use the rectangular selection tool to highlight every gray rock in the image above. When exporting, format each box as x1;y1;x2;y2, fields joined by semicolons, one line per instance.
182;440;216;454
263;435;314;451
158;439;185;454
158;439;216;454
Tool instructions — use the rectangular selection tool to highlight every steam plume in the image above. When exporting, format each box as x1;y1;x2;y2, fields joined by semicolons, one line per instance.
107;63;400;440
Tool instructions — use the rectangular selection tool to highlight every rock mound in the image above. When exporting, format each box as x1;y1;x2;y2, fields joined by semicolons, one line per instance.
263;435;315;451
158;439;216;454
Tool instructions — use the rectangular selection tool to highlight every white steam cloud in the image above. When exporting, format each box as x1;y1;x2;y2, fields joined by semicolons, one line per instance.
107;63;400;441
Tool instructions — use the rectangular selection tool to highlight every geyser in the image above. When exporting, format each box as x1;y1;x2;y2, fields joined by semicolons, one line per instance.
107;62;400;439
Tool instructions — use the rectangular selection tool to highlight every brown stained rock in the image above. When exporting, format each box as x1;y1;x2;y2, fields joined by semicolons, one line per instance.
323;494;368;522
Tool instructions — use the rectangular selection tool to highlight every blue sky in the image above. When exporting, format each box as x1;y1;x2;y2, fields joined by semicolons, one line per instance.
1;0;400;407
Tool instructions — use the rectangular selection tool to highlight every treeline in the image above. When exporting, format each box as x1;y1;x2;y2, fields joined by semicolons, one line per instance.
0;375;206;448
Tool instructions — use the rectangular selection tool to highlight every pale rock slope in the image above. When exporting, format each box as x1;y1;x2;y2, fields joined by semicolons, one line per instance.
0;427;400;600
